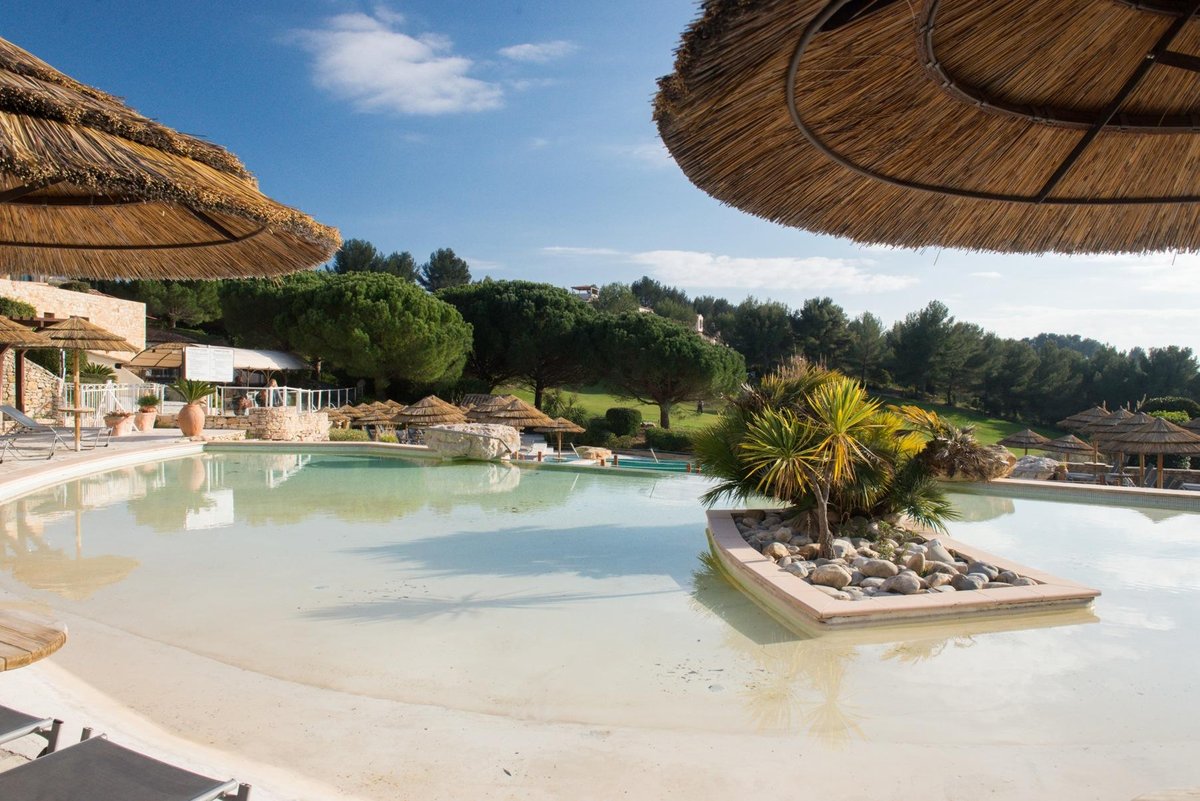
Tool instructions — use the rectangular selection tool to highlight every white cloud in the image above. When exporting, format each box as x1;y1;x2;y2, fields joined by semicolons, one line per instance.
631;250;917;293
611;142;673;169
970;271;1003;279
499;40;577;63
529;137;550;150
544;246;916;293
292;11;502;115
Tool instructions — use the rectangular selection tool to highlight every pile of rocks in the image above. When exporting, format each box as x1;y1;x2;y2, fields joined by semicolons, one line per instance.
734;510;1038;602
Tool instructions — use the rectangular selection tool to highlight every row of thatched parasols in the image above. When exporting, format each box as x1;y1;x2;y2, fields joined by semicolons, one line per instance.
1000;405;1200;488
330;394;585;452
0;314;138;451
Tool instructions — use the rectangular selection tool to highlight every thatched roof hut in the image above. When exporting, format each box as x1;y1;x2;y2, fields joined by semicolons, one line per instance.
470;397;554;430
998;429;1053;455
394;395;467;427
1106;416;1200;487
1057;406;1111;432
655;1;1200;253
1047;434;1095;456
0;35;339;278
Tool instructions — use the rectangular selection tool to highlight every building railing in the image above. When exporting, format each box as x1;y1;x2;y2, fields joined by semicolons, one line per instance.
209;385;359;415
63;383;166;424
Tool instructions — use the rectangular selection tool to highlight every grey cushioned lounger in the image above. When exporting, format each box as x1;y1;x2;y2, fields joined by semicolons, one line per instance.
0;735;250;801
0;704;60;755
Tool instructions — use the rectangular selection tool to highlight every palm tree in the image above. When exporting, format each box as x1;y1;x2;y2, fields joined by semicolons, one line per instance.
739;377;886;559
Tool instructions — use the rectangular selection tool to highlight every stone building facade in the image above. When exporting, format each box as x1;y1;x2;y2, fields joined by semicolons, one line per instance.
1;351;64;422
0;279;146;355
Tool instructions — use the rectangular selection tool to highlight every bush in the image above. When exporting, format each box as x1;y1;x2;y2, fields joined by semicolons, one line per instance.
578;416;613;446
542;389;590;427
1148;410;1189;425
57;281;91;293
0;296;36;319
1142;396;1200;418
605;407;643;437
329;428;368;441
644;427;694;452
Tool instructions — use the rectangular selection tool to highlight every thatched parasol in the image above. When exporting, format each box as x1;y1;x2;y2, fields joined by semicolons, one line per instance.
43;317;137;451
0;315;53;413
464;394;518;420
655;2;1200;253
1047;434;1095;460
997;428;1053;456
0;36;339;278
470;397;555;430
393;395;467;427
1105;416;1200;488
1057;406;1111;433
535;417;585;460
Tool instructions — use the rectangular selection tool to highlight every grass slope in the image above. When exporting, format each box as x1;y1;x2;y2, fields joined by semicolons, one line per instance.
874;395;1063;445
500;385;723;434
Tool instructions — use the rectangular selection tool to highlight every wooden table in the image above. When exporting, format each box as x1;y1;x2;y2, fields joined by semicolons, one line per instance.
0;608;67;671
57;406;94;453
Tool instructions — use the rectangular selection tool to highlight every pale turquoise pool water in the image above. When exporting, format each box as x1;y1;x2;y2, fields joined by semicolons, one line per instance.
0;452;1196;783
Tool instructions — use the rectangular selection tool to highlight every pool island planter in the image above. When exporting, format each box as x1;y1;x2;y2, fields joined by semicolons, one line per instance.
706;510;1099;629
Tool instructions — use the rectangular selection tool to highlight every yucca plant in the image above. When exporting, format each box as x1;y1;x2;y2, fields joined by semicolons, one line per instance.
170;379;215;405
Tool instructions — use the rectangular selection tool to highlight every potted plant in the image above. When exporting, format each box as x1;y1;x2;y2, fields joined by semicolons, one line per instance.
103;410;136;436
171;379;214;438
135;393;161;431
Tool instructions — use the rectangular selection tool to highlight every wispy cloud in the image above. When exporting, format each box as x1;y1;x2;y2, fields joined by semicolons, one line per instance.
499;40;577;63
610;141;673;170
291;10;502;115
544;247;916;293
970;271;1003;279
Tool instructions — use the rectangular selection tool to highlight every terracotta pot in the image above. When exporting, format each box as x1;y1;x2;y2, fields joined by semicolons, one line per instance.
104;413;136;437
176;403;206;437
135;409;158;431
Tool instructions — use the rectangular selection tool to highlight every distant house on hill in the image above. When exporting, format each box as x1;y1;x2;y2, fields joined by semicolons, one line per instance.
571;284;599;302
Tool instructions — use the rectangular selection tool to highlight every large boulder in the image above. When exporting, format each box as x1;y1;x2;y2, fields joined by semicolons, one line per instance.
1009;455;1064;480
425;424;520;461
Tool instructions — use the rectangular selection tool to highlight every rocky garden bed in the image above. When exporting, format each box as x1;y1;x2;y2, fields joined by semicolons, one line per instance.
735;509;1039;601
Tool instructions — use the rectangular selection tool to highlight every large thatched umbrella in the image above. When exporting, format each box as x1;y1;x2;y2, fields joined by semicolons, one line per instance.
1047;434;1095;462
0;315;53;414
393;395;467;427
0;36;339;278
997;429;1053;456
463;394;519;421
535;417;586;461
1057;406;1111;433
655;2;1200;253
43;317;137;451
1106;417;1200;489
471;397;555;431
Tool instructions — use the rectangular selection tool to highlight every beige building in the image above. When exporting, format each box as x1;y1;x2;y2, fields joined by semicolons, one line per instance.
0;278;146;356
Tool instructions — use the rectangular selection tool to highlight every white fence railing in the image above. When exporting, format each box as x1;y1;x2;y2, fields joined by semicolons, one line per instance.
63;383;166;423
62;382;358;422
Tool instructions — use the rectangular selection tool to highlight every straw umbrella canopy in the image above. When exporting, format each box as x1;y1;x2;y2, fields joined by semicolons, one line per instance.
1106;417;1200;488
43;317;137;451
655;2;1200;254
0;36;339;278
470;397;555;430
535;417;585;460
1047;434;1096;461
393;395;467;427
1056;406;1111;433
997;429;1053;456
464;394;518;420
0;315;53;412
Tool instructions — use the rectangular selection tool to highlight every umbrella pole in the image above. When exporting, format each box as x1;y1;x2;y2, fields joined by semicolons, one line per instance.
1138;453;1145;486
557;431;564;461
73;348;82;452
1158;453;1165;489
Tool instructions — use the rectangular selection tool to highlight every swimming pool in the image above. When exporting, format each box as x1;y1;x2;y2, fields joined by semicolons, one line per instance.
0;451;1195;800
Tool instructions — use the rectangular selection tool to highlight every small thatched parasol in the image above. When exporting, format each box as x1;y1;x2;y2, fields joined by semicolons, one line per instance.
0;315;53;413
535;417;585;460
470;397;555;430
997;429;1053;456
655;1;1200;254
393;395;467;427
43;317;137;451
1047;434;1095;461
0;36;339;278
1057;406;1111;433
464;394;518;420
1106;417;1200;488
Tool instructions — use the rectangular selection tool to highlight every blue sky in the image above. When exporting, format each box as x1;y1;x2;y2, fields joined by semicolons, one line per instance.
8;2;1195;353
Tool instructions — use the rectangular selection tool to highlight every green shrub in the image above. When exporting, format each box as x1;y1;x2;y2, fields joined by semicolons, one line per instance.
578;416;613;446
542;389;590;427
605;407;643;437
57;280;91;293
377;433;399;443
1142;396;1200;418
329;428;368;441
644;427;694;452
1148;410;1189;425
0;296;36;319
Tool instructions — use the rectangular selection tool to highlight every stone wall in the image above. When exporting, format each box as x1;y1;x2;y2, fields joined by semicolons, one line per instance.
247;407;330;442
1;351;64;423
0;279;146;354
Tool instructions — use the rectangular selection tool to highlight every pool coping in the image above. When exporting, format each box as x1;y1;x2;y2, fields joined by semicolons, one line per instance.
706;509;1100;629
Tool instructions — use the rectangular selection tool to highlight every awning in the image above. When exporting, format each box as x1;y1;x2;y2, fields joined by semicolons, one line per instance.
127;342;309;372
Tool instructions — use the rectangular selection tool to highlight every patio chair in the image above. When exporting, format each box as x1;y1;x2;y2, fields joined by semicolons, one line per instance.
0;405;110;460
0;732;251;800
0;704;61;756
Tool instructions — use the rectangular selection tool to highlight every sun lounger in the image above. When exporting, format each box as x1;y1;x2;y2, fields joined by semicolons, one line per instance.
1179;482;1200;492
0;733;250;800
0;404;110;461
0;704;60;756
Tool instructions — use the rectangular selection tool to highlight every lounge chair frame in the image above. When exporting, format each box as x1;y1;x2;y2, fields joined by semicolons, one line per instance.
0;704;61;756
0;404;110;462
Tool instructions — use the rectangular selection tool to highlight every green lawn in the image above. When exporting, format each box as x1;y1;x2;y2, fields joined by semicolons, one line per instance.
500;385;1053;445
500;385;725;434
873;395;1063;445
